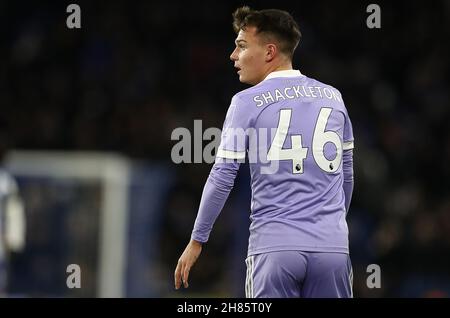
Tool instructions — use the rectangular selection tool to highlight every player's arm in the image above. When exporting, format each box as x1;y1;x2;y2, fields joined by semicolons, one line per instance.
342;109;355;212
174;95;249;290
342;148;354;212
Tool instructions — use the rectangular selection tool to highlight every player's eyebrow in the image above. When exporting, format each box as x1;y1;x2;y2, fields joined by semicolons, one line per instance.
235;39;247;45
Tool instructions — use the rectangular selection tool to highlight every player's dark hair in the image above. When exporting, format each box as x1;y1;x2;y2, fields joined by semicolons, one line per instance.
232;6;301;59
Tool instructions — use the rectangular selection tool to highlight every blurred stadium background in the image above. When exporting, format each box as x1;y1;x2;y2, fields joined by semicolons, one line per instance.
0;0;449;297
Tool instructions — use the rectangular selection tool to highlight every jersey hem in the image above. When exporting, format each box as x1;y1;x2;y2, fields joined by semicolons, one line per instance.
247;245;349;256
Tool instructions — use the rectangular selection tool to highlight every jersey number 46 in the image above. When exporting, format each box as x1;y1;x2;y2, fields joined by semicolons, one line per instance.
267;108;342;174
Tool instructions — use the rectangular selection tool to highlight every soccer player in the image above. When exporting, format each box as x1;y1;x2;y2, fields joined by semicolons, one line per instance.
174;6;354;298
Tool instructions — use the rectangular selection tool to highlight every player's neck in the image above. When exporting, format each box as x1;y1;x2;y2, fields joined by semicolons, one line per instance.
264;62;293;78
273;64;293;72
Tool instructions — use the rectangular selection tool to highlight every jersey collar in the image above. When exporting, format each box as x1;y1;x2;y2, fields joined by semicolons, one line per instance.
264;69;303;81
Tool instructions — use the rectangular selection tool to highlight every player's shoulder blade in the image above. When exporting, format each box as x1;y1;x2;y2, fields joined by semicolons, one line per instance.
234;82;267;103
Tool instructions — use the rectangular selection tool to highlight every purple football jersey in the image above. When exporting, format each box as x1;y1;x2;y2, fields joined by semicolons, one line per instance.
215;70;354;256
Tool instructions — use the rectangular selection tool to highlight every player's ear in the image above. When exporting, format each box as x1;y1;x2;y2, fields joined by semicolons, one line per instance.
265;44;277;62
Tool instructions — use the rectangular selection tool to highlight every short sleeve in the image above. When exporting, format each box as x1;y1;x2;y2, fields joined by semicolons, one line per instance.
343;110;354;150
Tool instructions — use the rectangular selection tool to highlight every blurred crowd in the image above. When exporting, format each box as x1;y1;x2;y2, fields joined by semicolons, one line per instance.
1;0;450;297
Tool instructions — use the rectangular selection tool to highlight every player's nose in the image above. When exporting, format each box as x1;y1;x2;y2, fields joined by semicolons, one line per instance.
230;48;238;61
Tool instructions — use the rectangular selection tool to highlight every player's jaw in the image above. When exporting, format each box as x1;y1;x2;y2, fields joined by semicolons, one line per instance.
235;66;263;85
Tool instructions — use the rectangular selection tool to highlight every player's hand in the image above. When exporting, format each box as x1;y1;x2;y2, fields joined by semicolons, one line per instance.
174;239;202;290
